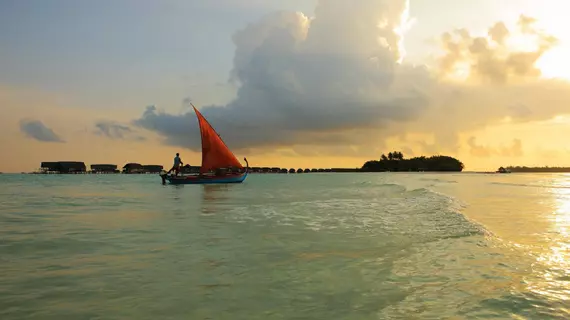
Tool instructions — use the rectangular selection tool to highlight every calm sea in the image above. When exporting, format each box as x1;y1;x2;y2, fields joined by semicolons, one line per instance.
0;173;568;319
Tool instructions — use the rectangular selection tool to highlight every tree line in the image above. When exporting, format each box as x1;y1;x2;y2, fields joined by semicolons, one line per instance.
505;166;570;173
362;151;465;172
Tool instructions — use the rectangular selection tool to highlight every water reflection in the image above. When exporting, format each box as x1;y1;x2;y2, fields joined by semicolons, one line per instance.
525;176;570;306
201;184;231;202
200;185;232;215
169;184;185;201
424;173;570;316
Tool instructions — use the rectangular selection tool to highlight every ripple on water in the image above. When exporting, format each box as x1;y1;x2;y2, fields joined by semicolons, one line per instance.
0;173;567;319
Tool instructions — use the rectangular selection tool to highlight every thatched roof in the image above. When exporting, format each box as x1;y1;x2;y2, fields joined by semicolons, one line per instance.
40;161;86;172
123;163;143;169
142;165;163;173
91;164;117;170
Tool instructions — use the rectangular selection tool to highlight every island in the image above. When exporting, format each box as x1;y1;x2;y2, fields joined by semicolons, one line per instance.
503;166;570;173
24;155;465;175
361;151;465;172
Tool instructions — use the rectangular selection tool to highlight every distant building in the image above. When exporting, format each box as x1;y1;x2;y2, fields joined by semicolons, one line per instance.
40;162;58;173
90;164;118;173
40;161;86;174
122;163;144;174
142;165;163;173
330;168;361;172
180;165;200;174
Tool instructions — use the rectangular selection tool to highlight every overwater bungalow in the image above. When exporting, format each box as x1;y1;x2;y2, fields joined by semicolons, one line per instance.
122;163;144;174
331;168;361;173
40;161;86;174
142;165;163;174
90;164;119;174
180;165;201;174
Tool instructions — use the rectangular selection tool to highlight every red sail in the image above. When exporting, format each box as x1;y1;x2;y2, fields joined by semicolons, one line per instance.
192;105;243;174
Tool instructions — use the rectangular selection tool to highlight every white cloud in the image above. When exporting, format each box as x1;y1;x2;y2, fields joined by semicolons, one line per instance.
132;0;570;157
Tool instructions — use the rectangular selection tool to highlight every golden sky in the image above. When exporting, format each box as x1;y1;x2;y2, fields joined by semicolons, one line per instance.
2;0;570;172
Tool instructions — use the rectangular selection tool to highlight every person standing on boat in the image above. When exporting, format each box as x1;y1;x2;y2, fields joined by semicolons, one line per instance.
167;153;184;176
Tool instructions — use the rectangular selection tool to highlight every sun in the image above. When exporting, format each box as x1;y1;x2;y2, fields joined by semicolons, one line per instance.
536;46;570;81
522;1;570;81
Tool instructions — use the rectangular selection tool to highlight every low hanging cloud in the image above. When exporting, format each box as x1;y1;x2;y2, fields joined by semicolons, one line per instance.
132;0;570;157
94;120;146;141
19;119;65;143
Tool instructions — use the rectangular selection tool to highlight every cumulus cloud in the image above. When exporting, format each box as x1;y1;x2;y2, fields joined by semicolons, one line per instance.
437;14;557;84
134;0;429;152
19;119;65;143
94;120;145;141
133;0;570;157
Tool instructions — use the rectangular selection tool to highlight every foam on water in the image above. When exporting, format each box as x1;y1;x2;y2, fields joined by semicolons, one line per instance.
0;173;568;319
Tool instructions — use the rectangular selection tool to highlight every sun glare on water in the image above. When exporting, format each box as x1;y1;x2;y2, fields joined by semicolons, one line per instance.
525;176;570;302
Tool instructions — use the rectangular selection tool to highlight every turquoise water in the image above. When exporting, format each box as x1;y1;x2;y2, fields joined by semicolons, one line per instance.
0;173;569;319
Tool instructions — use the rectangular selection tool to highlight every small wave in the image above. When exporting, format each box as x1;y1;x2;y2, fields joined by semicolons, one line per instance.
490;181;570;189
418;178;458;184
405;187;433;196
479;291;570;319
403;186;492;239
227;180;491;245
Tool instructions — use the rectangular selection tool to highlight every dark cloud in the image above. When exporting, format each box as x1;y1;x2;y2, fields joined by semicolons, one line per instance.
19;119;64;143
132;1;570;157
94;120;146;141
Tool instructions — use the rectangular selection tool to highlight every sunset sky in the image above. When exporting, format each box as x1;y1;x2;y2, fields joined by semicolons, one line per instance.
2;0;570;172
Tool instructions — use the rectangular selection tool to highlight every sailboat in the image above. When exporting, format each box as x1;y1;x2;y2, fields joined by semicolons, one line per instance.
159;104;249;185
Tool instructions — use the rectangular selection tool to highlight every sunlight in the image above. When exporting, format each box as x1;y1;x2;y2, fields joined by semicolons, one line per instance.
523;1;570;81
394;0;416;64
443;61;471;82
506;33;541;53
523;175;570;303
536;47;570;80
551;178;570;237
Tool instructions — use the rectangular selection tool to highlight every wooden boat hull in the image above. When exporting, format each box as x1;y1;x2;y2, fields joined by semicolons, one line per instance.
161;172;248;185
